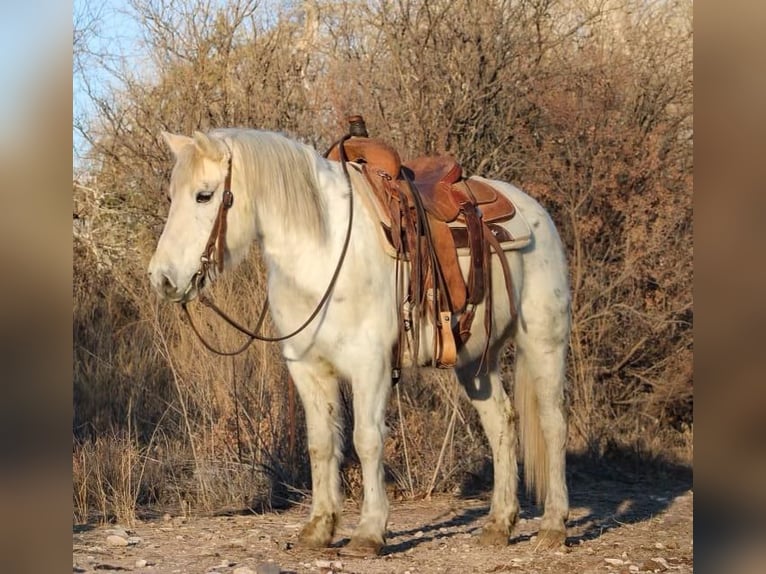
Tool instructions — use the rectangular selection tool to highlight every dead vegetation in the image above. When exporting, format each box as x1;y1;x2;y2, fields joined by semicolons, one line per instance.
73;0;693;525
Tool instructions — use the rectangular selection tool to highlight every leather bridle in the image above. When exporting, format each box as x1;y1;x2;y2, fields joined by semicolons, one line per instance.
182;155;234;301
181;135;356;356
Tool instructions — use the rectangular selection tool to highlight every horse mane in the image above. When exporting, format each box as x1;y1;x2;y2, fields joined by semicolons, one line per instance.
210;128;327;240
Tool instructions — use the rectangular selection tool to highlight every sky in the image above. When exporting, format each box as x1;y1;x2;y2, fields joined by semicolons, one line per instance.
71;0;282;166
73;0;147;166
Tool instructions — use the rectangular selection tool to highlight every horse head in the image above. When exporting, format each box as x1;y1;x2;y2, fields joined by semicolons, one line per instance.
148;130;233;302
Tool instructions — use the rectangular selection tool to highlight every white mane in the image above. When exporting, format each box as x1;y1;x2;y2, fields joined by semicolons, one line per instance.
211;128;327;241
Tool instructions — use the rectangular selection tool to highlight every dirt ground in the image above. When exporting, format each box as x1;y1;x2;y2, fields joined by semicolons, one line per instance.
73;465;693;574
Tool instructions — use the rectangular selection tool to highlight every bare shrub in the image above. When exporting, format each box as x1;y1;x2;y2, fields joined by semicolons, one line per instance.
73;0;693;522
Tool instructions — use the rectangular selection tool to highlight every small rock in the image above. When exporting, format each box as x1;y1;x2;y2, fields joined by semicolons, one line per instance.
604;558;624;566
315;560;344;571
127;536;142;546
234;567;257;574
255;562;281;574
135;559;148;568
162;513;172;521
654;542;665;550
640;558;668;572
106;535;129;547
628;566;639;573
414;530;424;538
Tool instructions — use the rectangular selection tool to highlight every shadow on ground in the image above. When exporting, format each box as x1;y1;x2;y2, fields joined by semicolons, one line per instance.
374;447;692;555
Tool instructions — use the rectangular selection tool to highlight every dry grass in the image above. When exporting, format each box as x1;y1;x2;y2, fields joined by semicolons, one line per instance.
73;237;303;522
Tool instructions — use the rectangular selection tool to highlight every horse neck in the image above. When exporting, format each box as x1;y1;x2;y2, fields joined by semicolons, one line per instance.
250;157;349;283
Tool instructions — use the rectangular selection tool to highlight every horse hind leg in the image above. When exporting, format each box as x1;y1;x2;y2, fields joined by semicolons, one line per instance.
289;359;343;548
456;360;520;547
515;324;570;549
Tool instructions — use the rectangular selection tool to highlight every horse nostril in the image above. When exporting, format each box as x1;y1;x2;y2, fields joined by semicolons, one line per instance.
162;274;177;296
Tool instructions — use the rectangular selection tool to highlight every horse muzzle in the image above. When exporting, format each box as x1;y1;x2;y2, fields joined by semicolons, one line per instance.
148;264;203;303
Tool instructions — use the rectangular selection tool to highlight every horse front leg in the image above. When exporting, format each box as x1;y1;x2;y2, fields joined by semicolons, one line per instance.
289;359;343;548
346;356;391;555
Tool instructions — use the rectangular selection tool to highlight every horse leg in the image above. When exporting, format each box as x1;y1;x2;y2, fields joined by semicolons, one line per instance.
456;361;519;546
515;323;570;549
346;357;391;555
289;359;343;548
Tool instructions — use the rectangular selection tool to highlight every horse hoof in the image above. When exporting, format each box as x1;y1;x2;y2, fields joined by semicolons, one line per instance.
534;528;566;550
298;514;337;548
342;536;384;556
478;524;510;547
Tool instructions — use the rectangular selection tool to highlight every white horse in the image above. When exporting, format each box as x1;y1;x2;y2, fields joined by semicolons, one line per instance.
148;128;571;554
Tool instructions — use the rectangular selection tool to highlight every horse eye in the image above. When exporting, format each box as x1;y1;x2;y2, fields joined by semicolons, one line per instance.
196;191;214;203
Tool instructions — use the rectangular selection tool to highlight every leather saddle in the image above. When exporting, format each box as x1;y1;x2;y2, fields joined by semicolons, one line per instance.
402;156;515;224
326;118;517;373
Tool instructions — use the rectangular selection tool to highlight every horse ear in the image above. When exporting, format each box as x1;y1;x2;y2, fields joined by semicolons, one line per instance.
161;131;193;157
192;131;225;161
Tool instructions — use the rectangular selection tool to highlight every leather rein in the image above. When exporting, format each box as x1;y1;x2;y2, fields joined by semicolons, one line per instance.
181;135;356;356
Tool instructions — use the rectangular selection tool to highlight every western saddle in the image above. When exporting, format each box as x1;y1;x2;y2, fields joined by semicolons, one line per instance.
327;116;519;379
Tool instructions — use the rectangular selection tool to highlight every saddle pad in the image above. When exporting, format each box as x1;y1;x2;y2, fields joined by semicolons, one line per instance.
451;205;532;254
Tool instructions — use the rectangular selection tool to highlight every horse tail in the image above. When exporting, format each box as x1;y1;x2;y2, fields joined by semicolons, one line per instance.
516;350;548;505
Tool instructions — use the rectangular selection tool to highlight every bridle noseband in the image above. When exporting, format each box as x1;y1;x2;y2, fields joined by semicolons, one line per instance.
181;135;356;356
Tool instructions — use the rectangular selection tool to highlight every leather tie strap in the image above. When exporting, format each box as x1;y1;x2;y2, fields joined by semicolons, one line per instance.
200;157;234;277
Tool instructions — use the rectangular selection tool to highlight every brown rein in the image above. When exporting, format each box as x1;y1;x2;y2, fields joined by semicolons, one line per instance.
181;135;356;355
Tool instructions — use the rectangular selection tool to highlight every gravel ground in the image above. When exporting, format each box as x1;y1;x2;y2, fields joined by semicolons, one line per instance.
73;466;693;574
